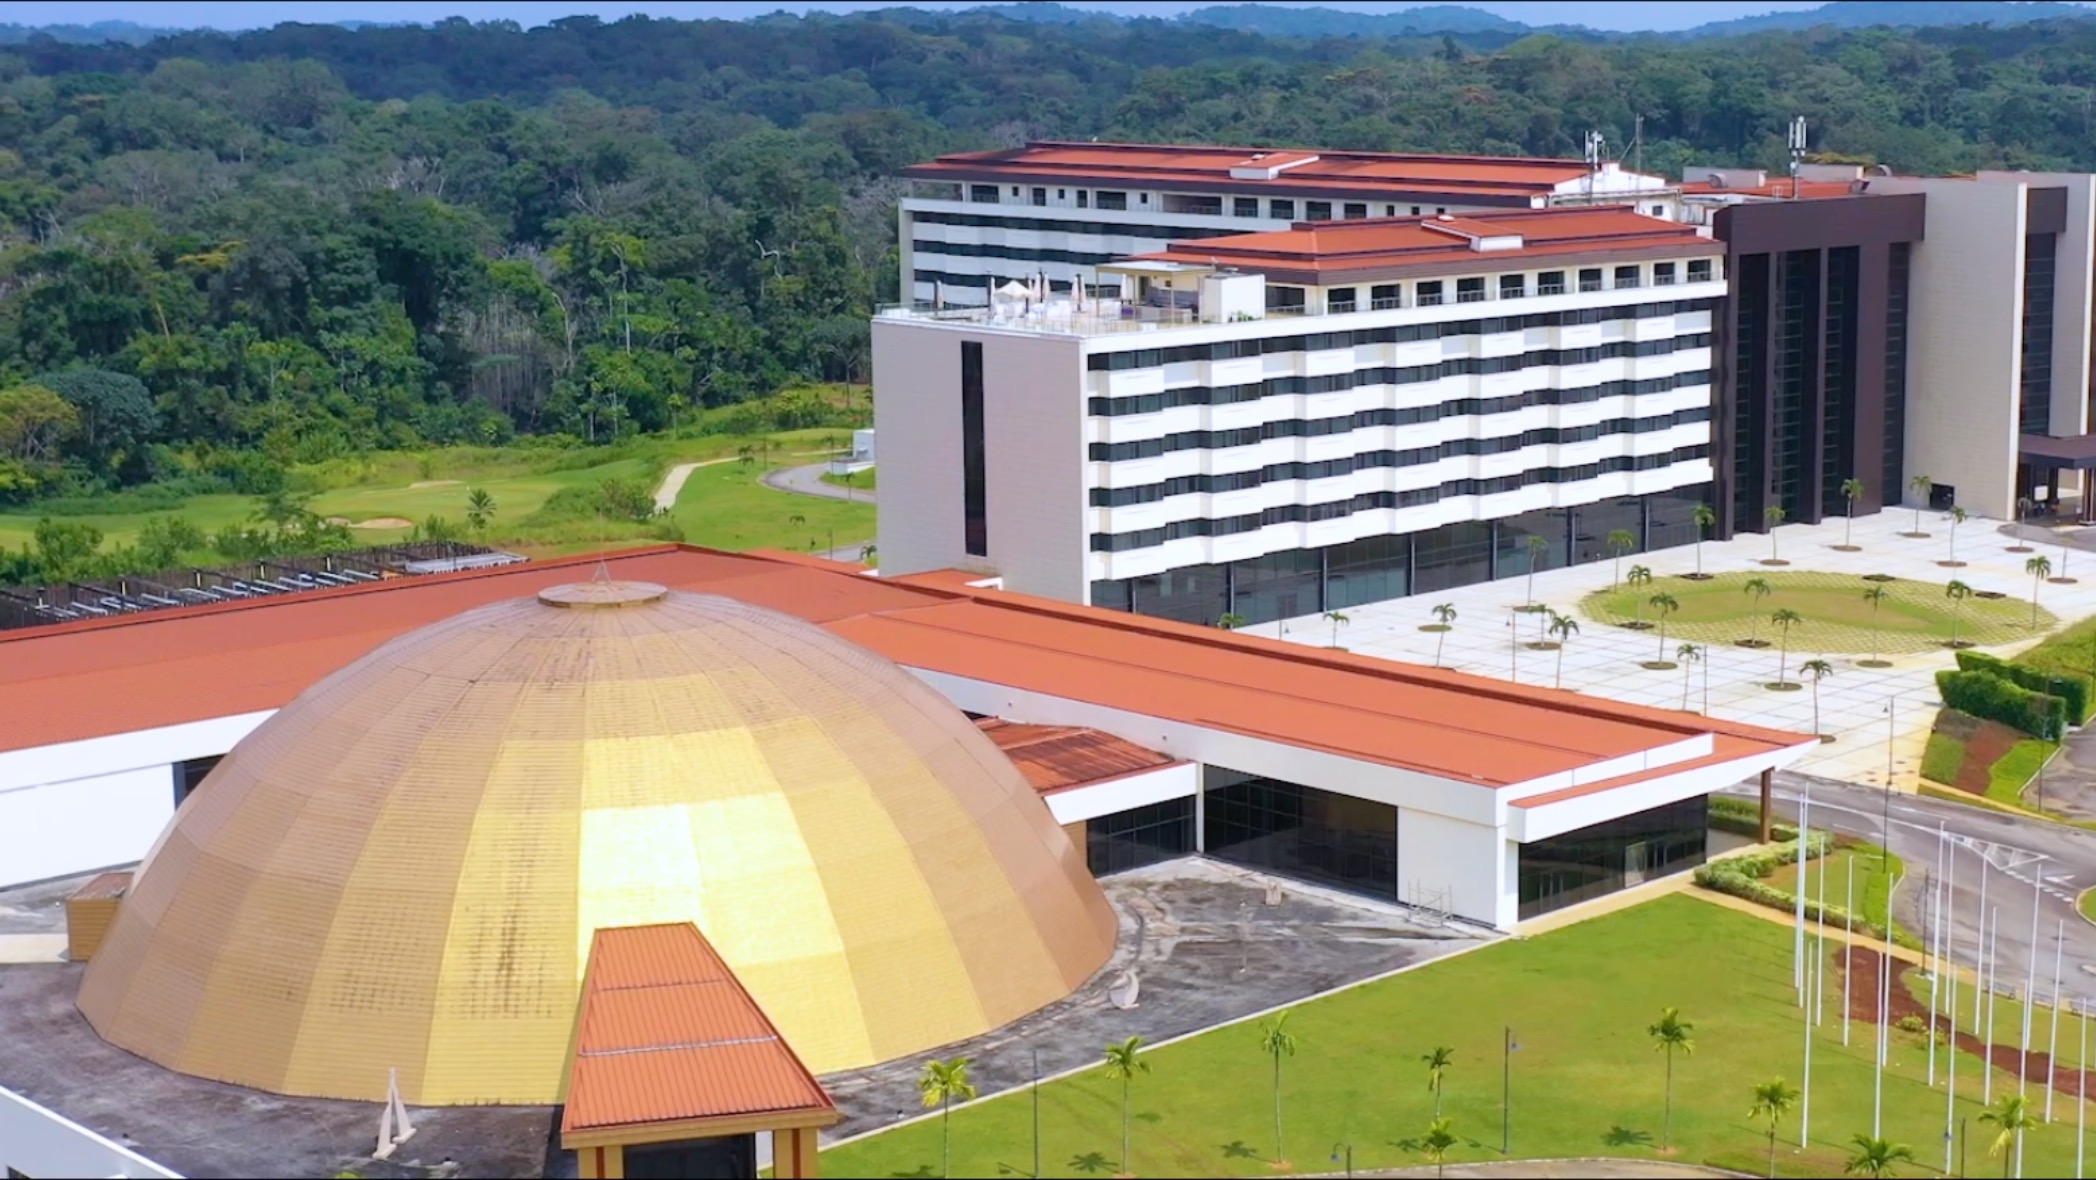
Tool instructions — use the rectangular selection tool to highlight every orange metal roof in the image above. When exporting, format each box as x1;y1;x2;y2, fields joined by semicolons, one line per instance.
1135;207;1711;276
562;923;836;1136
0;544;1806;788
975;719;1181;793
906;141;1621;199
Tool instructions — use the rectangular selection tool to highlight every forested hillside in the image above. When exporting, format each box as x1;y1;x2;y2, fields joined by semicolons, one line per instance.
5;9;2096;509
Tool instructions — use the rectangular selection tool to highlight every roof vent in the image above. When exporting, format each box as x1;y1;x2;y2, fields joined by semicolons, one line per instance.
1438;213;1454;221
1704;172;1728;190
1229;151;1320;182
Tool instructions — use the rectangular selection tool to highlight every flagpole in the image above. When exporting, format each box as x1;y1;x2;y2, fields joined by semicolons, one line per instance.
1816;839;1828;1027
1795;780;1811;1001
1929;826;1946;1085
2028;860;2045;1097
1976;856;1991;1031
1987;907;2000;1106
1845;853;1856;1046
2079;994;2088;1179
2052;919;2067;1122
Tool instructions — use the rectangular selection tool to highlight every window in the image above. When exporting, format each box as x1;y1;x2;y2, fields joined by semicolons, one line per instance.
1031;187;1047;207
175;755;222;808
1435;207;1447;214
969;184;998;203
1078;190;1089;208
1538;270;1566;296
1163;192;1223;216
1306;201;1333;221
961;342;987;557
1650;204;1665;217
1270;198;1296;219
1098;190;1128;211
1687;258;1713;283
1327;286;1357;313
1370;283;1402;309
1411;205;1422;215
1614;265;1642;289
1578;268;1604;293
1417;280;1445;307
1344;202;1368;219
1234;196;1260;218
1010;186;1020;195
1499;274;1526;300
1266;285;1307;313
1087;799;1194;876
1140;192;1149;204
1457;277;1486;303
1385;204;1397;216
1654;261;1677;287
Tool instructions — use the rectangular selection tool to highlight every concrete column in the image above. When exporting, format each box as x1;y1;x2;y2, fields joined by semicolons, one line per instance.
1758;768;1774;844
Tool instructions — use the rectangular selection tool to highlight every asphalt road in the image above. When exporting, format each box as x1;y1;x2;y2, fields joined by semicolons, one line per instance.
1736;772;2096;1020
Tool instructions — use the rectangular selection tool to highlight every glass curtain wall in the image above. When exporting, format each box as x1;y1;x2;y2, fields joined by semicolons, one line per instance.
2021;233;2059;435
1086;799;1195;877
1571;498;1644;565
1491;508;1570;584
1324;535;1408;610
1818;247;1861;520
1882;243;1911;501
1517;796;1708;920
1205;771;1398;901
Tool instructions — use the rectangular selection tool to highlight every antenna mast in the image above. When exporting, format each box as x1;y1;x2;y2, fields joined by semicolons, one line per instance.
1788;116;1808;201
1633;114;1645;181
1582;130;1605;207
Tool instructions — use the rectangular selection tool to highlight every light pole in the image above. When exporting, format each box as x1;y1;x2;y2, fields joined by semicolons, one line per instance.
1502;1026;1518;1154
1032;1047;1041;1180
1329;1143;1353;1179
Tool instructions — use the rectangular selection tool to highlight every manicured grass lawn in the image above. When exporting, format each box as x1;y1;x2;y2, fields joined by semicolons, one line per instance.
1583;571;2049;655
820;466;876;493
1987;739;2060;808
1764;843;1908;940
819;894;2096;1179
666;460;873;554
1921;731;1967;785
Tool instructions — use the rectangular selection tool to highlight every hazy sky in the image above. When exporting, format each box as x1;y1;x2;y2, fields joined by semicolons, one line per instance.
2;1;2006;37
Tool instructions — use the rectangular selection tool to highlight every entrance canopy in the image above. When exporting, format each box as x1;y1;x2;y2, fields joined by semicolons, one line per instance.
2020;433;2096;470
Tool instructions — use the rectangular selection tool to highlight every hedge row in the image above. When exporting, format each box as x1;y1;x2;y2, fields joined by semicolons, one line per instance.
1693;835;1923;951
1958;650;2090;726
1709;810;1799;843
1936;668;2068;739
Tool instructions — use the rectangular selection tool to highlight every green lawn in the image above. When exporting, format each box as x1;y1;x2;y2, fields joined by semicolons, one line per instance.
1987;739;2060;808
820;466;876;493
666;459;873;554
819;893;2096;1179
1764;843;1908;942
1583;571;2050;655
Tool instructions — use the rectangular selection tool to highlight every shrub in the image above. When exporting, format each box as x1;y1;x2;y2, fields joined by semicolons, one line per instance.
1895;1014;1925;1033
1936;668;2067;739
1693;835;1922;951
1960;650;2090;727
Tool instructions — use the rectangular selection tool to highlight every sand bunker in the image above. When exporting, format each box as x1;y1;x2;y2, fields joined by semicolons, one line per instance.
349;517;413;530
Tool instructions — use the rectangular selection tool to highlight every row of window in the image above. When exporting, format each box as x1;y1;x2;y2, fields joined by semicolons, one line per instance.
1085;300;1718;369
1314;259;1713;311
1093;367;1710;418
950;183;1451;220
913;209;1247;241
1088;408;1714;506
1089;445;1712;552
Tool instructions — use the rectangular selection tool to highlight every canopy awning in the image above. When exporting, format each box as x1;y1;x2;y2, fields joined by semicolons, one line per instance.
2021;434;2096;469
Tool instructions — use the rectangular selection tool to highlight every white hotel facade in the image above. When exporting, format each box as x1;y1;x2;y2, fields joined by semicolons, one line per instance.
874;207;1726;626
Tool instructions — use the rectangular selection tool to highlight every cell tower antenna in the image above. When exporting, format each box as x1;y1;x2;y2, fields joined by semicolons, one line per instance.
1582;130;1605;206
1788;116;1809;200
1633;114;1644;181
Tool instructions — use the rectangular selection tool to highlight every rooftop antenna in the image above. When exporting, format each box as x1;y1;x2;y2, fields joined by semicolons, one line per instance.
1788;116;1809;200
1632;114;1644;181
1582;130;1605;207
592;560;613;583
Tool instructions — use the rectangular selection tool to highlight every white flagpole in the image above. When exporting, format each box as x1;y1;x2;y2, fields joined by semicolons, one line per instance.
1802;915;1815;1148
2052;919;2067;1121
1876;874;1892;1137
1945;838;1961;1177
1977;856;1992;1030
2028;861;2045;1096
1845;853;1856;1046
1816;840;1828;1027
1929;829;1944;1085
1795;782;1811;1000
2079;994;2088;1180
1988;907;2001;1106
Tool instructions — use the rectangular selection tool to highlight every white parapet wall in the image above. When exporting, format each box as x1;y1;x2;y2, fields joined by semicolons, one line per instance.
0;1085;184;1179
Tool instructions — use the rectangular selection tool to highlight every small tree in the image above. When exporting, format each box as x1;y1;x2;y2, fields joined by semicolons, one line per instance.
1102;1037;1148;1177
1803;659;1834;736
465;488;496;534
1748;1077;1801;1179
1607;528;1638;587
1650;592;1680;662
1691;503;1717;576
1421;1116;1458;1178
1763;504;1787;561
1945;580;1973;647
1946;504;1968;563
1679;643;1703;711
1844;1134;1916;1179
1908;474;1934;534
1979;1093;2037;1179
918;1057;978;1179
1862;585;1889;664
1627;565;1655;626
1743;577;1775;643
1648;1007;1695;1151
1771;609;1803;685
2028;555;2053;628
1549;611;1579;689
1259;1013;1298;1166
1523;534;1549;605
1422;1045;1455;1118
1218;613;1247;631
1840;478;1866;548
1324;609;1350;648
1431;603;1456;666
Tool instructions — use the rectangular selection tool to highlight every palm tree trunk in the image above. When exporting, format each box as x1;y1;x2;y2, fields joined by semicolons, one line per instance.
943;1098;952;1179
1663;1047;1674;1149
1846;506;1855;548
1271;1055;1283;1163
1556;645;1565;689
1121;1077;1131;1174
1767;1124;1777;1178
1695;537;1703;575
1435;630;1446;667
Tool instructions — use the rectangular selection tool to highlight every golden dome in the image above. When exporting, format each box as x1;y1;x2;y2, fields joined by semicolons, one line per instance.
77;581;1116;1105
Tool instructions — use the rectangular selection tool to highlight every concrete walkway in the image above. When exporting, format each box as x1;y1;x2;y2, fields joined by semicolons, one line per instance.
650;456;736;513
762;462;877;506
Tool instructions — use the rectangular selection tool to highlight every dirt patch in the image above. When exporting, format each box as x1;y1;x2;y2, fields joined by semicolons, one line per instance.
408;479;461;489
1841;948;2093;1099
1950;720;2020;797
349;517;413;530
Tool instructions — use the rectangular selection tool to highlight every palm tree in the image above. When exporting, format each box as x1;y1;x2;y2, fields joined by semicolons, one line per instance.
1945;505;1969;564
1908;474;1934;534
1259;1013;1297;1166
1840;478;1866;549
1803;659;1834;736
1650;592;1680;662
1862;585;1889;665
1844;1134;1917;1178
1420;1117;1458;1178
918;1057;978;1179
1945;580;1973;647
1430;603;1456;666
1607;528;1638;586
465;487;495;534
1743;577;1775;644
1218;613;1247;631
1763;504;1787;562
1747;1077;1800;1179
1679;643;1703;711
859;542;878;565
1422;1045;1455;1119
1648;1008;1695;1151
1979;1093;2038;1179
1549;611;1579;689
737;443;757;468
1323;610;1349;648
2028;555;2053;627
1691;503;1717;576
1101;1037;1148;1177
1771;609;1803;685
1523;534;1549;605
1627;565;1655;627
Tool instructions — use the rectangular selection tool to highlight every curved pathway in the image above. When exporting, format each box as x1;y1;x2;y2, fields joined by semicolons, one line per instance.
761;462;877;506
651;456;736;513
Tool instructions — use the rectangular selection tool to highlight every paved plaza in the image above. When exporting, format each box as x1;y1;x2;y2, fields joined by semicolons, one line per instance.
1255;510;2096;788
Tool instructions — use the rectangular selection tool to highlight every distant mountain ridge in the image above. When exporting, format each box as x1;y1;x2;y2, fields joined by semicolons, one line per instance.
3;0;2093;47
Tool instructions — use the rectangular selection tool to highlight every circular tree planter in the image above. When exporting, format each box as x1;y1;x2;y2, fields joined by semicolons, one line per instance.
2007;545;2036;554
1736;638;1772;649
1765;681;1803;692
1862;573;1897;583
1941;640;1976;650
1681;572;1716;581
1759;558;1792;567
1856;658;1894;669
2052;577;2080;585
1900;531;1933;539
1621;620;1655;631
1418;624;1452;632
1641;660;1679;671
1819;734;1837;744
1938;560;1969;568
1526;641;1561;651
1830;544;1863;553
1973;590;2007;600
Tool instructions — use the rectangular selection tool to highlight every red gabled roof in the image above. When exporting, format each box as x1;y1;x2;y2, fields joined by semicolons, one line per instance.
562;923;837;1137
